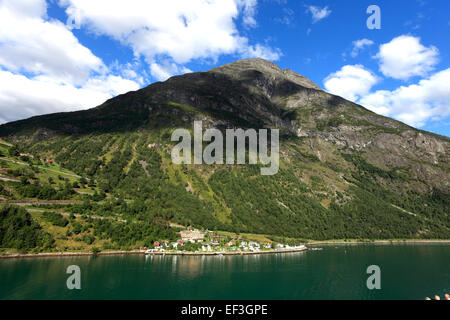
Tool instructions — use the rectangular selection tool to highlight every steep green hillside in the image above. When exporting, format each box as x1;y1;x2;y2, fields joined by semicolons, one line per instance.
0;59;449;245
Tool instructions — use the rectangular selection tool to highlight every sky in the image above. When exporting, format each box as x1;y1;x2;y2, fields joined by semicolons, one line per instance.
0;0;449;137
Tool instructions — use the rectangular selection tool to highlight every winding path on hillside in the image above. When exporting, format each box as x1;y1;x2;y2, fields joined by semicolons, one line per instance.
1;158;81;178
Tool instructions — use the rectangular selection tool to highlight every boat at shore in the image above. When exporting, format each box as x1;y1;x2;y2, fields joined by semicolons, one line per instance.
145;245;308;256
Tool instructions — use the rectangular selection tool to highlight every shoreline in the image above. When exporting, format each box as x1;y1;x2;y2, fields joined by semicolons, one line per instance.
0;250;143;260
145;247;308;256
0;248;308;260
1;240;449;259
307;239;450;245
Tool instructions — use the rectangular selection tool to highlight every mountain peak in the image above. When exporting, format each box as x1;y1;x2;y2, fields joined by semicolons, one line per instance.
210;58;281;73
209;58;321;90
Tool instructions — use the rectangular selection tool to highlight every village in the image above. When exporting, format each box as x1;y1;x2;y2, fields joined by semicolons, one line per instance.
144;229;307;255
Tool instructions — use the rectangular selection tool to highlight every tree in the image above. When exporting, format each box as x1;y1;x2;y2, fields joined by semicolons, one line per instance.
38;185;57;200
19;176;29;185
8;146;19;157
79;177;88;186
0;206;55;251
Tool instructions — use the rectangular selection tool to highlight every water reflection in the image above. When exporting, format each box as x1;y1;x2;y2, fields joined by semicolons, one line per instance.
1;245;448;300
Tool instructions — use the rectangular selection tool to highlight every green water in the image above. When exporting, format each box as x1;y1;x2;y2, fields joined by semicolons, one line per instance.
1;244;448;300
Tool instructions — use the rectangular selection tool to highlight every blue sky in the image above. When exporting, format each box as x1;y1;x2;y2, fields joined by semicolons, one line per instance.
0;0;449;137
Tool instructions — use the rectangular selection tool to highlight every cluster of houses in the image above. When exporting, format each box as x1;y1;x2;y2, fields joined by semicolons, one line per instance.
238;241;273;252
145;229;206;252
143;228;307;254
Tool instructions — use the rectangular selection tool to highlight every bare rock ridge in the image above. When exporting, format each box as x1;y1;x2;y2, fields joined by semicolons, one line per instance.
209;58;322;90
0;58;447;148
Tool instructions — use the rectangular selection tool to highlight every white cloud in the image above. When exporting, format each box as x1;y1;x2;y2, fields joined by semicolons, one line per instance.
0;1;141;124
111;60;148;86
351;39;374;57
275;7;295;25
0;69;140;124
238;0;258;28
0;0;48;19
150;61;192;82
240;43;282;61
307;5;331;23
360;68;450;127
59;0;280;80
0;0;279;123
0;1;105;86
83;75;140;97
325;34;449;130
375;35;439;80
324;65;380;102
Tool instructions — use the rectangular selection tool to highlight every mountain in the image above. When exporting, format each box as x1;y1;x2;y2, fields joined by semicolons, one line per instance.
0;58;449;240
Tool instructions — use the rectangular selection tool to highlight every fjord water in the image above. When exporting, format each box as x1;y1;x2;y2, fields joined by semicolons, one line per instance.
1;244;448;300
